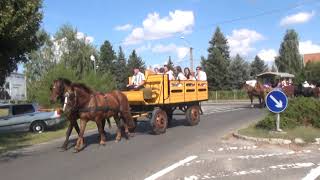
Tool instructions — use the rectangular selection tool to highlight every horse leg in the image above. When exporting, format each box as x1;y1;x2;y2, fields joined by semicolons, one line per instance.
61;119;79;151
114;115;122;142
96;120;106;145
250;95;254;108
74;119;87;153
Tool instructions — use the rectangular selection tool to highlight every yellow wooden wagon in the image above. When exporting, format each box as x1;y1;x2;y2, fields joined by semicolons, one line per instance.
122;72;208;134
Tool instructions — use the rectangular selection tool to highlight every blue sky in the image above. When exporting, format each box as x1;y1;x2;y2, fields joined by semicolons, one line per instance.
23;0;320;71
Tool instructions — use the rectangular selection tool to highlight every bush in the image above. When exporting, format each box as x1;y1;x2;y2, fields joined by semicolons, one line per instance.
256;97;320;130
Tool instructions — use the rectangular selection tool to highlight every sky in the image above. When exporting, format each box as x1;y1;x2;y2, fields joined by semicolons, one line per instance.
20;0;320;72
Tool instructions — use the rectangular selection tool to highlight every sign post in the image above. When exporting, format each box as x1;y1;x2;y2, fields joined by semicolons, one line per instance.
266;90;288;132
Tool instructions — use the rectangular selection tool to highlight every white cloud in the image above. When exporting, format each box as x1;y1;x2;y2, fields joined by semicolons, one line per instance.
136;43;152;53
280;11;315;26
257;49;277;62
227;29;264;56
114;24;133;31
299;40;320;54
152;43;189;59
124;10;195;45
76;32;94;43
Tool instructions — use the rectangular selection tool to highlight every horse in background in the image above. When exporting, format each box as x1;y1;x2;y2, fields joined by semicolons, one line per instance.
243;80;269;108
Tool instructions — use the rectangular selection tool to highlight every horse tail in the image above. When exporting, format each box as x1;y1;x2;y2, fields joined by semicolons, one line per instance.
107;118;112;129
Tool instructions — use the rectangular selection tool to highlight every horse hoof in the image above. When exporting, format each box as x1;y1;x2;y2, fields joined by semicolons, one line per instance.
100;141;106;146
59;147;68;152
73;148;80;153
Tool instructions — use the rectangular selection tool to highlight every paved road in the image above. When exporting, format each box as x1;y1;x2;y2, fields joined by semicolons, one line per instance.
0;104;318;180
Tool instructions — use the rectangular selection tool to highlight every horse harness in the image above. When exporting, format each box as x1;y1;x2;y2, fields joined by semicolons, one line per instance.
63;91;118;114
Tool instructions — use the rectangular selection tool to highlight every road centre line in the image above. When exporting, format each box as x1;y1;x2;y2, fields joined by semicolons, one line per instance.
302;165;320;180
144;155;198;180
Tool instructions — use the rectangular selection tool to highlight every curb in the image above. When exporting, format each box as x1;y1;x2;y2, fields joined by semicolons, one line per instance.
233;132;292;145
233;132;320;145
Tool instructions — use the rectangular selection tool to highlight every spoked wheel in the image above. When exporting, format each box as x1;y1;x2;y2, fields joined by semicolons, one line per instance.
150;109;168;135
186;105;200;126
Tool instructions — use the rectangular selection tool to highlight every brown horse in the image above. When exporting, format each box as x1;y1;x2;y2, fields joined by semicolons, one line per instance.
50;78;82;150
243;81;269;108
50;78;134;151
63;83;135;152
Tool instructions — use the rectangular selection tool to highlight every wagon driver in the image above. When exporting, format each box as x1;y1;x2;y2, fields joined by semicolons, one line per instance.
127;67;145;90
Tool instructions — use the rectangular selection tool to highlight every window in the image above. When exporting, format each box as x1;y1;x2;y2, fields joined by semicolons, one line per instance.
0;106;10;118
12;105;35;116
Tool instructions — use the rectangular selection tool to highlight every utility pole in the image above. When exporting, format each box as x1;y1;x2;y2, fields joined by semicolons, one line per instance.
190;47;194;71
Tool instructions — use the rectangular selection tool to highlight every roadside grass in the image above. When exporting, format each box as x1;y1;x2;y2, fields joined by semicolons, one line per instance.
238;125;320;143
0;121;98;154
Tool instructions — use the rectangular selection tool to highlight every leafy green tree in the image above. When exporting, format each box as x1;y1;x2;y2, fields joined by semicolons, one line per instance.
275;29;303;75
113;46;128;90
25;30;55;83
127;50;145;74
28;63;78;106
250;55;268;77
99;40;116;73
228;54;250;89
54;24;97;79
200;56;206;70
167;56;174;70
305;61;320;85
0;0;43;86
80;71;115;93
205;27;231;90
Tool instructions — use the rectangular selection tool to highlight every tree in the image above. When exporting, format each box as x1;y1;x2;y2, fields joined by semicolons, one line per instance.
200;56;206;71
167;56;174;70
99;40;116;73
275;29;302;75
113;46;128;90
25;30;55;83
271;63;278;72
305;61;320;85
250;55;268;78
127;50;145;74
205;27;231;90
54;24;97;79
228;54;250;89
0;0;43;86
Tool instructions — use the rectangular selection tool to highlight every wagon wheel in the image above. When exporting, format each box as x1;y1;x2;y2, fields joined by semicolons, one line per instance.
186;105;200;126
150;109;168;135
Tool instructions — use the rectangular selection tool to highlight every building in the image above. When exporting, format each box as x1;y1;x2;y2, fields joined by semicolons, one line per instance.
303;52;320;66
2;73;27;101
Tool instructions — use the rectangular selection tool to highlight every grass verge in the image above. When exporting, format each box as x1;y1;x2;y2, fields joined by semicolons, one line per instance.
0;121;98;154
238;125;320;143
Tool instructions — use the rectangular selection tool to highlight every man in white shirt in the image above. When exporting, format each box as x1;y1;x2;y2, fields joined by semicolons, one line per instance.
196;66;207;81
127;67;145;90
164;65;175;80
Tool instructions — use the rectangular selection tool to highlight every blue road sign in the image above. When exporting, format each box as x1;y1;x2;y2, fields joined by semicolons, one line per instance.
266;90;288;113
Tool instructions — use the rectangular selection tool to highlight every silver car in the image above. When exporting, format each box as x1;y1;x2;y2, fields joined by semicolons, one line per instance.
0;103;65;133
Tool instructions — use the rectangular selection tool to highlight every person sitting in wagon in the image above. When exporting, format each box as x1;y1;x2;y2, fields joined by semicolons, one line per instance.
127;67;145;90
175;66;187;80
195;66;207;81
164;65;175;80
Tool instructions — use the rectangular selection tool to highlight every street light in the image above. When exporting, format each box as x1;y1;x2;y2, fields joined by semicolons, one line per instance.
180;36;194;71
90;55;96;74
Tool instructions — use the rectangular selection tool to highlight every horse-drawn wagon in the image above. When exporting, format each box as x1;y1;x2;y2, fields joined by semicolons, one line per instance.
123;72;208;134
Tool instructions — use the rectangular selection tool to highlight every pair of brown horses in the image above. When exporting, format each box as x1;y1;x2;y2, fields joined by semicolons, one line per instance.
50;78;135;152
243;82;296;108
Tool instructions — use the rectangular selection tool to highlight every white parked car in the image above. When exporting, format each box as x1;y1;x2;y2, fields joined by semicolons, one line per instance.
0;103;64;133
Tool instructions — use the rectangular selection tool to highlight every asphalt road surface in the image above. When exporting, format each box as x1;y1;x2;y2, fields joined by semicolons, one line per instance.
1;104;319;180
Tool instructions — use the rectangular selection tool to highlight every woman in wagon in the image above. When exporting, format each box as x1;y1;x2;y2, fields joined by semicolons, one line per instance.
127;67;145;90
175;66;187;80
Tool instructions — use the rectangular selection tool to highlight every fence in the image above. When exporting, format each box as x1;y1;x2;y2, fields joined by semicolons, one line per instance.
208;90;249;101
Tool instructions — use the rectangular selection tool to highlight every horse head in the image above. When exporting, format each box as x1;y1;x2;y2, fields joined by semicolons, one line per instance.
50;78;72;104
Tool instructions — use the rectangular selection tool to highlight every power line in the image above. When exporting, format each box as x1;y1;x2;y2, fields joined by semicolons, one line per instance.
194;0;319;32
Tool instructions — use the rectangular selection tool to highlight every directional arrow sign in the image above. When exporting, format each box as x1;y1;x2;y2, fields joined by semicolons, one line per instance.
266;90;288;113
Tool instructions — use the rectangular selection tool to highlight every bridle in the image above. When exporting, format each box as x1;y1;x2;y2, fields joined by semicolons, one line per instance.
63;90;78;112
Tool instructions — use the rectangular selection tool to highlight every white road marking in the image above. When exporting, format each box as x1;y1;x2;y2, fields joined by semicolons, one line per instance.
303;165;320;180
204;107;245;115
214;145;257;152
144;156;198;180
237;150;311;160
